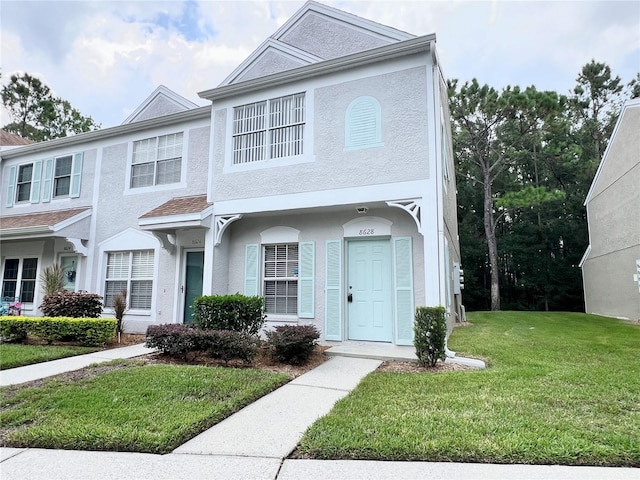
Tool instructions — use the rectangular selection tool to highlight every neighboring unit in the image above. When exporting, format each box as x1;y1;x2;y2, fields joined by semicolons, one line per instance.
0;1;464;345
580;98;640;321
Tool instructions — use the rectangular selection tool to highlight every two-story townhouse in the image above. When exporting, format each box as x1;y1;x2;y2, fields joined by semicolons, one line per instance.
191;1;463;345
1;1;464;346
0;86;211;331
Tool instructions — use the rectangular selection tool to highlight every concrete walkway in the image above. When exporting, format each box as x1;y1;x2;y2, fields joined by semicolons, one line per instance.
1;344;635;480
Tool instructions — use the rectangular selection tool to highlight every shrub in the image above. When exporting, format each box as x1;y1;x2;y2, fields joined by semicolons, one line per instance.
266;324;320;365
40;291;103;318
207;330;259;365
414;306;447;367
113;289;128;339
146;324;201;359
39;263;65;295
193;294;266;335
0;316;116;346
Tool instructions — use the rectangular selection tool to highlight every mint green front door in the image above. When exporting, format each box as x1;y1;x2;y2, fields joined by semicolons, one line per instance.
347;239;393;342
183;251;204;324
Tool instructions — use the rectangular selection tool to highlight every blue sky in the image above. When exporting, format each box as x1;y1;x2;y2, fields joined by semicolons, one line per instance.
1;0;638;128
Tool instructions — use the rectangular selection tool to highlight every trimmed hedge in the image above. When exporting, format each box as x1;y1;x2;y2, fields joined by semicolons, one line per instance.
414;306;447;367
266;324;320;365
146;324;260;365
193;294;266;335
0;316;117;346
40;291;103;318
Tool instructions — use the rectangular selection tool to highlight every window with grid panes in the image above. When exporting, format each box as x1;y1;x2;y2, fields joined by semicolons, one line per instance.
233;93;304;164
54;155;73;197
1;258;38;303
263;244;298;315
131;133;183;188
16;164;33;202
104;250;154;310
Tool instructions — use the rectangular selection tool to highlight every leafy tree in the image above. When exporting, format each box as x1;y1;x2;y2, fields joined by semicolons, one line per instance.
1;73;100;141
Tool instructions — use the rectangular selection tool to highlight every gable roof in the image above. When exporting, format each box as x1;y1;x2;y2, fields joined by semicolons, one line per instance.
584;98;640;205
122;85;200;125
219;0;415;86
0;130;34;146
139;195;211;219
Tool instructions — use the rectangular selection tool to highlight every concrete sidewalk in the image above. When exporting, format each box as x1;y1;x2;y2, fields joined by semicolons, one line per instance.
0;345;636;479
0;343;155;386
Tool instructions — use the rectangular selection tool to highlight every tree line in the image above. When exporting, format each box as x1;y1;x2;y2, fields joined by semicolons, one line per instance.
2;64;638;312
450;61;639;312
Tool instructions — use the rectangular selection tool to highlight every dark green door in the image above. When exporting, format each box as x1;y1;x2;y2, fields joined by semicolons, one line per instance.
183;251;204;323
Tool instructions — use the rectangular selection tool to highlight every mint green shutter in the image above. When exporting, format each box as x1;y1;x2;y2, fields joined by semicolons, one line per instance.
5;165;16;207
244;244;259;296
298;241;315;318
325;240;342;340
69;153;83;198
41;158;54;203
393;237;414;345
29;160;43;203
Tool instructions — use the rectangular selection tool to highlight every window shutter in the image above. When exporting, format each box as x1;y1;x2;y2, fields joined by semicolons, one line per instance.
244;244;259;296
325;240;342;341
5;165;16;207
298;241;315;318
393;237;414;345
29;160;43;203
41;158;54;203
69;153;83;198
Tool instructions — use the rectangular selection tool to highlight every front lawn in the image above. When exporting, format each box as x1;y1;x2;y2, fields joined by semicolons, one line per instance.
296;312;640;466
0;344;100;370
0;360;290;453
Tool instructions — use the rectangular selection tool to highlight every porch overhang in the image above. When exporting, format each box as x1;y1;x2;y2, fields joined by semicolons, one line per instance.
0;208;92;254
138;195;213;253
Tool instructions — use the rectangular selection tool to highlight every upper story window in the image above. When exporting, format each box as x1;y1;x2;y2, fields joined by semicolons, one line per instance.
5;153;83;208
233;93;305;165
16;164;33;203
344;96;383;151
54;155;73;197
131;133;183;188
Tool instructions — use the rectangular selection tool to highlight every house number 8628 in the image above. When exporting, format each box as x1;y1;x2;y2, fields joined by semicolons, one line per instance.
359;228;375;236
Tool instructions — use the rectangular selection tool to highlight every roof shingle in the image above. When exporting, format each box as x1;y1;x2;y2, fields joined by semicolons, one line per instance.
140;195;211;219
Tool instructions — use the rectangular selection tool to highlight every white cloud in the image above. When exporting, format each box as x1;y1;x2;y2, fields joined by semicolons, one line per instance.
1;0;638;128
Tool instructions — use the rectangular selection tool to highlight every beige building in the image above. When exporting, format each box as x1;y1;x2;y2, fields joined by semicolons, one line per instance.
580;98;640;321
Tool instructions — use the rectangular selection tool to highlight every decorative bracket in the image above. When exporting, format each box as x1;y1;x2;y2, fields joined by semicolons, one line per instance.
386;199;422;233
65;237;88;256
152;232;177;254
215;214;243;246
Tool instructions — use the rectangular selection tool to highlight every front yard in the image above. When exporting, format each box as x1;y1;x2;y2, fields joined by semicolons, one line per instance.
0;344;100;370
295;312;640;466
0;359;289;453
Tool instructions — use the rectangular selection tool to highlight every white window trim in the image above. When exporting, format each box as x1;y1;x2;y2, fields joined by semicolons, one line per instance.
0;256;40;312
124;130;187;194
14;162;35;204
52;154;74;199
262;243;299;318
223;91;315;173
104;250;155;312
98;228;159;316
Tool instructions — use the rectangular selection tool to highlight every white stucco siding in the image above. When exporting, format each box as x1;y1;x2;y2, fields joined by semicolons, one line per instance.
279;12;392;60
235;51;308;83
219;207;425;339
212;63;429;202
0;147;97;215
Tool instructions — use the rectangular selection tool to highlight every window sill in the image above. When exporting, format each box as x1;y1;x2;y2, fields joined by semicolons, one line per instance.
265;315;299;324
124;181;186;196
223;154;314;174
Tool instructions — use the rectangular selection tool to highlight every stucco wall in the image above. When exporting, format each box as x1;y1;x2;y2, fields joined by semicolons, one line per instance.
212;66;429;202
583;247;640;320
279;12;392;60
220;207;424;338
236;51;307;83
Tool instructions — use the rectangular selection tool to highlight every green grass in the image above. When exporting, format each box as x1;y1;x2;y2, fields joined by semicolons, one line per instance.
0;344;100;370
0;360;290;453
297;312;640;466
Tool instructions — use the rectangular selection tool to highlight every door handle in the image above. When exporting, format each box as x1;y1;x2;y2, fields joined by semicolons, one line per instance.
181;285;184;294
347;293;353;303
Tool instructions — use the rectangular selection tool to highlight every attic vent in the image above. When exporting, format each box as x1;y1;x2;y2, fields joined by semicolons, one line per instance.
344;96;383;151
